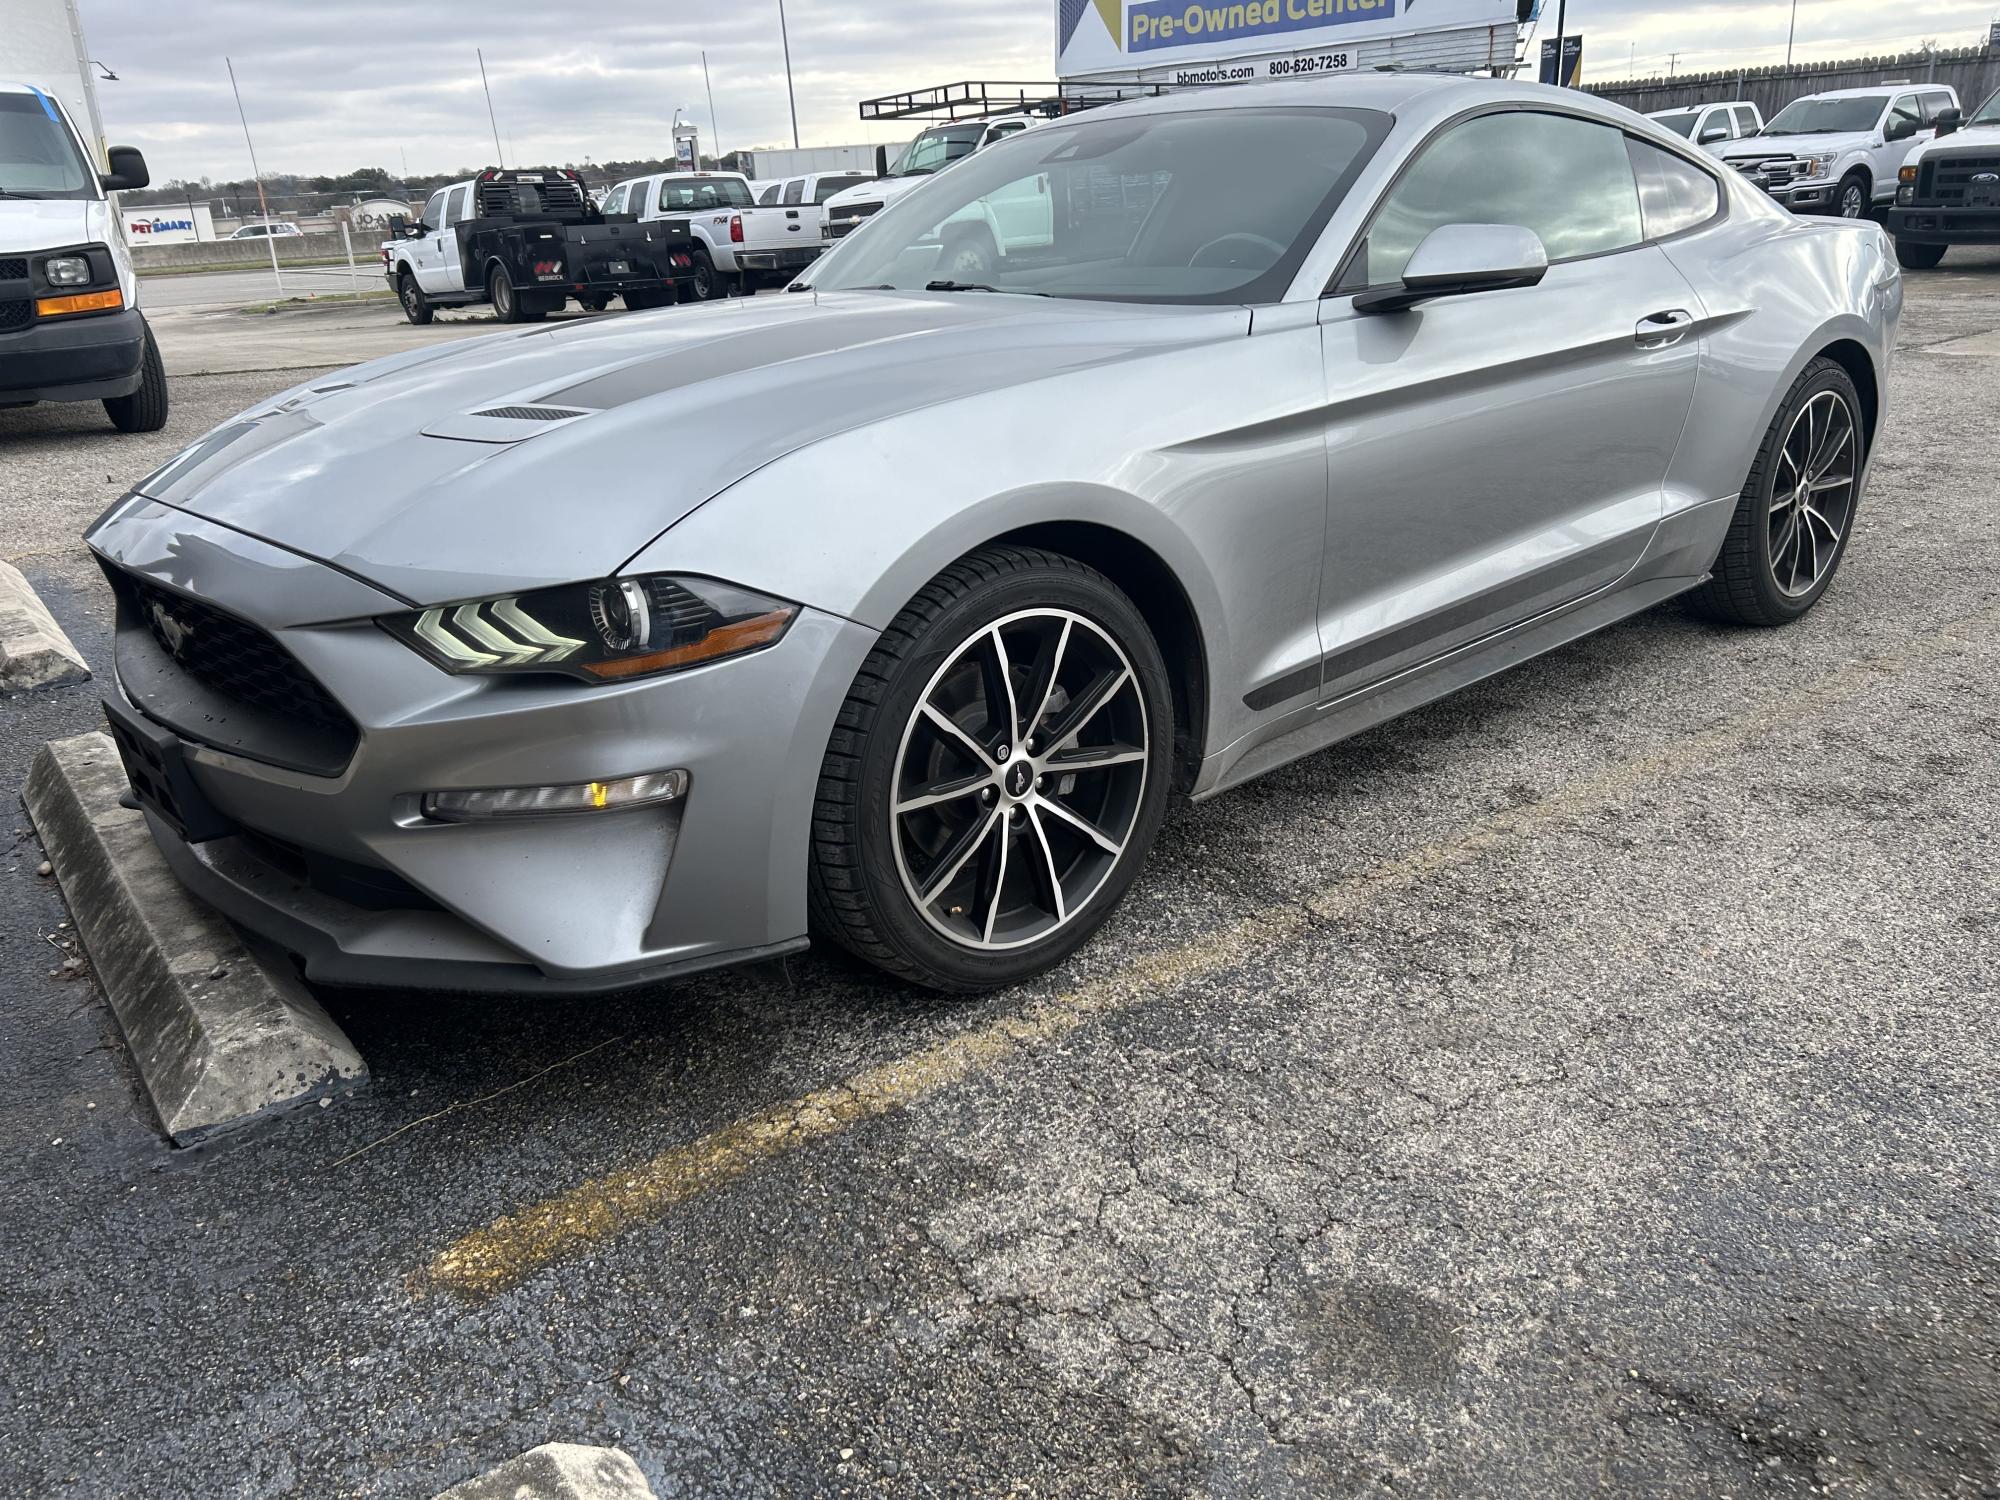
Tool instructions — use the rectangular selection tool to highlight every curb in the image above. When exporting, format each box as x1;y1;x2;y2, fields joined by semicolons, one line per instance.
0;559;89;692
23;731;366;1145
435;1445;658;1499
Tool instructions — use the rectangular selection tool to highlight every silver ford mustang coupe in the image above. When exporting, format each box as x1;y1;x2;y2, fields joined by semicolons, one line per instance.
87;74;1900;994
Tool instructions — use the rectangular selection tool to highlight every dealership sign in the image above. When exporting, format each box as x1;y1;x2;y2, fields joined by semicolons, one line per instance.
1058;0;1514;75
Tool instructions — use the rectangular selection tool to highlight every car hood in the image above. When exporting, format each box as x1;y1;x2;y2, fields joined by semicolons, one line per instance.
0;197;91;255
1718;130;1873;160
124;291;1246;607
1906;123;2000;164
823;176;926;211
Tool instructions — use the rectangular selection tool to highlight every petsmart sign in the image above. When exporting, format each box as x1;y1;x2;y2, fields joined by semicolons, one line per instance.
1058;0;1514;77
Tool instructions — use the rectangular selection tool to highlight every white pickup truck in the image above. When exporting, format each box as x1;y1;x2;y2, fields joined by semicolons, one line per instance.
1646;101;1763;152
1716;84;1959;217
603;170;823;299
821;115;1041;246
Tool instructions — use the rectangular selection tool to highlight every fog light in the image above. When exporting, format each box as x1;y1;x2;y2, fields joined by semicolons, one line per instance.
44;255;90;287
421;768;687;822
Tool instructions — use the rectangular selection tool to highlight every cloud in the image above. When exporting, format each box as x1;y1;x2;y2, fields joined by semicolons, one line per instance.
68;0;2000;184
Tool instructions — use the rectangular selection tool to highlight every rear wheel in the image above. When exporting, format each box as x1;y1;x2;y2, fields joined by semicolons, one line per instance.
939;225;999;280
397;270;433;326
1690;356;1864;627
623;288;671;310
1895;238;1947;270
688;247;723;301
809;546;1174;992
489;265;545;323
103;326;169;433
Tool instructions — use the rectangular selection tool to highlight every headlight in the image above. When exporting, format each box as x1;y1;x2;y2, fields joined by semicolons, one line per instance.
381;575;797;682
1796;155;1831;179
43;255;90;287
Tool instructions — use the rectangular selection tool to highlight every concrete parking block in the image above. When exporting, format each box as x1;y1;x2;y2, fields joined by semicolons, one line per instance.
22;730;365;1145
0;559;89;692
434;1444;658;1500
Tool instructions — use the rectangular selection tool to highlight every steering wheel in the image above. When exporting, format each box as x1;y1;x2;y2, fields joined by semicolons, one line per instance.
1188;232;1286;270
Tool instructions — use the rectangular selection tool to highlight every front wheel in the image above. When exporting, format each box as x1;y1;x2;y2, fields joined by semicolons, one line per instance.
1836;172;1871;219
103;326;169;433
809;547;1174;992
1690;356;1864;627
1895;238;1947;270
397;270;433;326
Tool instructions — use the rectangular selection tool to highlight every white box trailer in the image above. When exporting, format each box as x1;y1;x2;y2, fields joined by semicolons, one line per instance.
1056;0;1521;88
5;0;109;166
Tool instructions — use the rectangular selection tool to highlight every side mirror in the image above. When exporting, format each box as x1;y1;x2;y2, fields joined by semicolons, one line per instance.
1698;124;1730;145
99;145;149;192
1885;116;1918;142
1935;107;1964;137
1354;223;1549;315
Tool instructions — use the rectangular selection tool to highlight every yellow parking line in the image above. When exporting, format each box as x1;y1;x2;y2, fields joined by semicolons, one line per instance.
423;605;1995;1298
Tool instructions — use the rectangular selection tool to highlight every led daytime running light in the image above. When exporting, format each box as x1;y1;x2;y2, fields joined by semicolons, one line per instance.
421;769;688;822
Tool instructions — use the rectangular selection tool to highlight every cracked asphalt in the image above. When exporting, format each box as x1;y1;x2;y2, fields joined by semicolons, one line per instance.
0;257;1996;1499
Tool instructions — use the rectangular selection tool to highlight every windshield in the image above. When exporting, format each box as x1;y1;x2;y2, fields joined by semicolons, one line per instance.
654;176;754;211
893;126;985;177
1650;110;1699;138
1762;94;1887;135
0;91;96;200
805;105;1388;306
1973;88;2000;126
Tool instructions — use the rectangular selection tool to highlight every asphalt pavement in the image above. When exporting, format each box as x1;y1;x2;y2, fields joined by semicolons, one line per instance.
0;257;1996;1499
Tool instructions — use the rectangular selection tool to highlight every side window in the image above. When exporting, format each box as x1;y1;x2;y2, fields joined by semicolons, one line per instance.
443;186;469;226
1886;96;1922;138
1919;91;1955;124
756;183;781;205
1732;105;1759;135
813;175;866;203
782;177;805;205
419;192;445;232
631;181;653;216
1627;139;1723;240
1363;111;1644;287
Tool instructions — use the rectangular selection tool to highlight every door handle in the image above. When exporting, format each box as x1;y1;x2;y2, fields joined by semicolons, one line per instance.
1636;308;1695;348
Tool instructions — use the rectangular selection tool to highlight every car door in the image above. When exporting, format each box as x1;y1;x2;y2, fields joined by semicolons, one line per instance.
417;184;470;294
1876;94;1929;196
1311;108;1703;704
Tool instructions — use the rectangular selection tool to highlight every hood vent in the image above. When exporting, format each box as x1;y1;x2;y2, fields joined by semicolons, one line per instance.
472;404;587;423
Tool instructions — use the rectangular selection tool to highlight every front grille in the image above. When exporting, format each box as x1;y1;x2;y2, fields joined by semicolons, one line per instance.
114;570;356;742
0;300;30;333
0;257;27;280
1922;154;2000;204
830;201;883;223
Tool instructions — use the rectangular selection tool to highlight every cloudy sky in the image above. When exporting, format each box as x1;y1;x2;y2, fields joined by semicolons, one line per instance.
66;0;2000;185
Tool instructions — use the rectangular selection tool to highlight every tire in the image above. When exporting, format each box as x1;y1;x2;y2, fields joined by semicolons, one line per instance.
623;288;671;311
489;265;543;323
1836;171;1870;219
1895;238;1947;270
397;269;433;326
688;247;723;302
938;226;999;280
103;326;169;434
809;546;1175;992
1689;356;1865;627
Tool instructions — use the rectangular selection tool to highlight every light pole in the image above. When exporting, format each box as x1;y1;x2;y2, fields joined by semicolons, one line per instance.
703;49;721;164
224;57;283;295
776;0;800;149
477;48;504;167
1786;0;1799;66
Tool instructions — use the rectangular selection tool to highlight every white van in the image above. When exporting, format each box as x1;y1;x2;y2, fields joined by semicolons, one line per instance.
0;80;167;431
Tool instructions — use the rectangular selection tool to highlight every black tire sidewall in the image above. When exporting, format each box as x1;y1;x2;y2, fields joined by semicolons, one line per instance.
691;249;718;300
399;272;431;324
1839;174;1869;218
489;266;515;320
1744;363;1864;621
846;563;1174;990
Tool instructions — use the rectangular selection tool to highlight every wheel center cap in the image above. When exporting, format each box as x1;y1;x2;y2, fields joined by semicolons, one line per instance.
1004;759;1034;800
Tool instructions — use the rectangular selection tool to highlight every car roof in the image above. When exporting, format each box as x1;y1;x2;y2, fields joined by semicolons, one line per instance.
1078;72;1654;131
1791;85;1911;100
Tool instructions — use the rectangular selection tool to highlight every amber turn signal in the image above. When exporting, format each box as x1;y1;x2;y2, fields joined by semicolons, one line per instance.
35;288;124;318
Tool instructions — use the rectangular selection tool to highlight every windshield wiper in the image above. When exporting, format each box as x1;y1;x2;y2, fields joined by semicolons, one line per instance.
923;280;1050;297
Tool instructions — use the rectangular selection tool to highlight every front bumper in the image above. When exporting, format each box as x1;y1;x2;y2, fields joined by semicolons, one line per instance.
88;497;877;994
1763;181;1838;212
0;306;146;404
1887;206;2000;245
